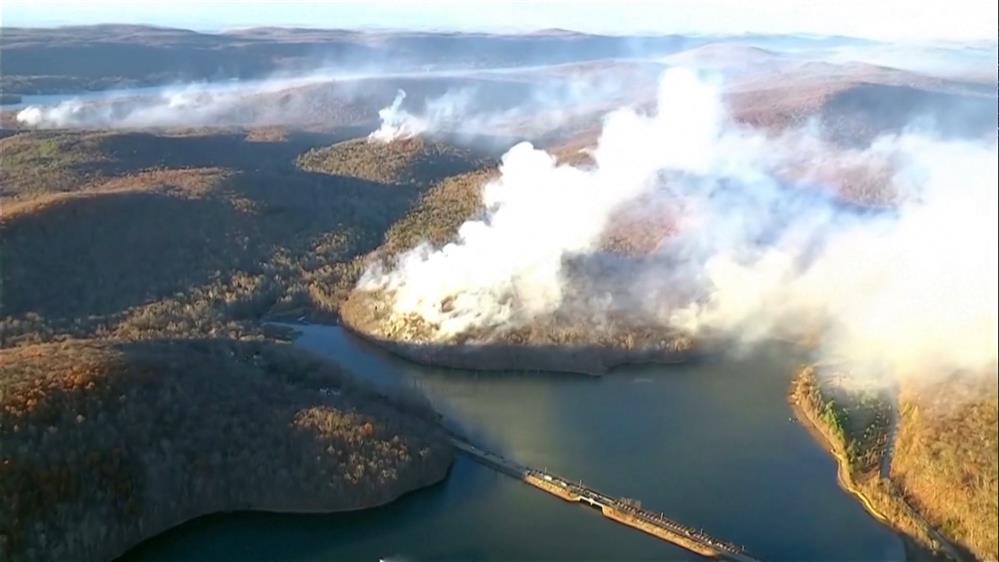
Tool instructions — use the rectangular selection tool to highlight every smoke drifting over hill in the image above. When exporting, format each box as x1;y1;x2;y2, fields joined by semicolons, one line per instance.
360;68;998;383
13;74;354;129
367;72;646;142
14;59;653;134
369;90;434;142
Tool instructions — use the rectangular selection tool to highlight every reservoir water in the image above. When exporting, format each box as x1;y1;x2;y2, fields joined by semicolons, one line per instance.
123;324;903;561
2;85;182;111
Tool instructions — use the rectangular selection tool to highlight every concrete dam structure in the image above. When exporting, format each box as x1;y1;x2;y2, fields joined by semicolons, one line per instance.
450;438;761;562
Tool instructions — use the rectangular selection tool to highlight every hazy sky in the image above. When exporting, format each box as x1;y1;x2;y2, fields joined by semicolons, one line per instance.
3;0;997;41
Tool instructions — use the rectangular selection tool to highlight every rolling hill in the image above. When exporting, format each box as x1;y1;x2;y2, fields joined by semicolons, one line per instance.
0;338;450;562
0;128;427;346
297;136;492;186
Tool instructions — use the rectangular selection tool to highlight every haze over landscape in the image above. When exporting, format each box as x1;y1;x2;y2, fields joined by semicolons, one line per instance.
1;2;996;562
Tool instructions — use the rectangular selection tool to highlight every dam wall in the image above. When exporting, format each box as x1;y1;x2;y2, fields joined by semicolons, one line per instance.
523;473;582;502
602;506;727;558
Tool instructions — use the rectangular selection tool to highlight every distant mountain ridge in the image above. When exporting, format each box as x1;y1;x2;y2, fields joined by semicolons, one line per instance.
0;25;886;96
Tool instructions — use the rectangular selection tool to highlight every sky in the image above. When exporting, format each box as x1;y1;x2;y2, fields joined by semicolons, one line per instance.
2;0;997;41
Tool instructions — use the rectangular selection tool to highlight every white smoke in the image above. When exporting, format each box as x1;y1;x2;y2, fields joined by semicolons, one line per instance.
368;89;432;142
18;60;652;135
674;135;998;378
362;69;724;333
15;74;344;129
360;67;998;382
366;70;655;143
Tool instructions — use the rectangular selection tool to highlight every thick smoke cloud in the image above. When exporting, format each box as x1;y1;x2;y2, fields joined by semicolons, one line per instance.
363;69;724;331
670;135;998;378
360;68;998;383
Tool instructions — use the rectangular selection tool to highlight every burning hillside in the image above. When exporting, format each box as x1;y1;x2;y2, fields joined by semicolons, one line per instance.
344;67;998;382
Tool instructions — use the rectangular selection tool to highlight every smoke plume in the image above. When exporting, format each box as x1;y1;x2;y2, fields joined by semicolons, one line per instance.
366;68;656;142
14;73;358;129
16;61;655;134
368;89;433;142
360;67;998;383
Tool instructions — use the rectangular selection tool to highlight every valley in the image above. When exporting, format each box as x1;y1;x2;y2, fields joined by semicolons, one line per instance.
1;22;996;562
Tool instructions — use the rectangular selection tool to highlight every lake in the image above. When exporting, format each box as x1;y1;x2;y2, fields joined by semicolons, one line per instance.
123;324;903;561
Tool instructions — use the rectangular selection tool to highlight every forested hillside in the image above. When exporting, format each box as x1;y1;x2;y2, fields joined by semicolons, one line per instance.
0;339;451;562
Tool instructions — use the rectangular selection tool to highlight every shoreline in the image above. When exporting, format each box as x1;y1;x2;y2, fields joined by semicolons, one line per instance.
314;322;973;562
1;338;455;562
106;436;453;562
107;333;460;561
338;321;697;376
116;461;453;560
788;372;967;562
788;393;893;523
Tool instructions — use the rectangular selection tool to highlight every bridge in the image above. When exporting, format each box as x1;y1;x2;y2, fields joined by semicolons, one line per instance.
449;437;761;562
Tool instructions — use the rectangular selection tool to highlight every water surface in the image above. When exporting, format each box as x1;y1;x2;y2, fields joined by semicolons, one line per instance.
124;324;903;561
4;85;182;111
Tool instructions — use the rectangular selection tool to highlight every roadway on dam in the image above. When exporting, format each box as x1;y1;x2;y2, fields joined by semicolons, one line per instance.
449;437;759;562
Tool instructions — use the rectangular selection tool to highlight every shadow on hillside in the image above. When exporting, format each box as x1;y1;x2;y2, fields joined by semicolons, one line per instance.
0;128;441;320
92;128;370;173
119;336;442;419
2;191;261;318
821;84;998;145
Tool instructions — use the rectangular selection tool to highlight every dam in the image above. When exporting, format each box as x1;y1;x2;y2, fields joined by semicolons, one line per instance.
124;326;904;561
449;437;760;562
